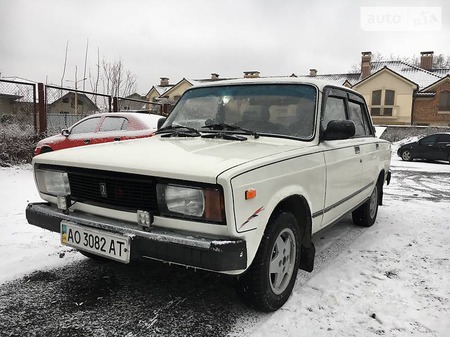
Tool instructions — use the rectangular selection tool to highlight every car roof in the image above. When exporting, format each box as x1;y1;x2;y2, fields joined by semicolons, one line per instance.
191;76;357;93
74;112;164;128
423;132;450;136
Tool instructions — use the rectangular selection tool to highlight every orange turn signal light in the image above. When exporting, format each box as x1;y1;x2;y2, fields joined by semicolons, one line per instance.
245;188;257;200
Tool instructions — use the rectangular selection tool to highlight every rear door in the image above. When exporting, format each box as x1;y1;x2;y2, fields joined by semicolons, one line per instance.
92;116;129;144
415;135;440;160
346;93;379;194
435;134;450;160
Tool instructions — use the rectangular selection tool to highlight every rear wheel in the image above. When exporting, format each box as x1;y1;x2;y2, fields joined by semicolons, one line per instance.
401;149;412;161
236;211;300;312
352;183;379;227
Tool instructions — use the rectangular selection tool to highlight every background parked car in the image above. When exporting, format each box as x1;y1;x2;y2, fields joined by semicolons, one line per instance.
397;132;450;162
34;112;166;155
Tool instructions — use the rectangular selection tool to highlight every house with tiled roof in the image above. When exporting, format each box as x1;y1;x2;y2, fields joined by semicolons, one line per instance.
305;51;450;126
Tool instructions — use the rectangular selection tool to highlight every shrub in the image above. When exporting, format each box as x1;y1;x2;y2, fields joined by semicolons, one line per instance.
0;123;40;167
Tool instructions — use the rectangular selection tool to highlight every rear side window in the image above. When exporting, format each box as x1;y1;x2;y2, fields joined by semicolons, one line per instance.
100;117;128;132
348;101;371;136
437;134;450;143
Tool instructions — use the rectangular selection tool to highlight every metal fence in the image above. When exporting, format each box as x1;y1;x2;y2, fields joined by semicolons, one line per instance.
45;85;112;134
1;80;169;136
117;95;163;115
0;79;36;134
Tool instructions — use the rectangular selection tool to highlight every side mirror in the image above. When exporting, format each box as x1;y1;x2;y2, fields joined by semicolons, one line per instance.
323;120;355;140
61;129;70;137
157;117;167;130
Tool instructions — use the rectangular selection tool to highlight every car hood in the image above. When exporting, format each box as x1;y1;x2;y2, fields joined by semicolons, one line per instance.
33;136;309;183
37;133;65;146
399;141;418;149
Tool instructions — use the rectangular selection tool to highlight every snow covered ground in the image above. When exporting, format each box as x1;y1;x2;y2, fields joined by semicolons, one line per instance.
0;147;449;337
248;156;450;336
0;165;84;284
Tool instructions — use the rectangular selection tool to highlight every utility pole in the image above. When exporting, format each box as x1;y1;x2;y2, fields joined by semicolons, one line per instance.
67;66;86;114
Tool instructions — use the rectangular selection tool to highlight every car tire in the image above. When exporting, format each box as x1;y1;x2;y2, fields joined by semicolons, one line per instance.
236;211;300;312
352;183;379;227
401;149;413;161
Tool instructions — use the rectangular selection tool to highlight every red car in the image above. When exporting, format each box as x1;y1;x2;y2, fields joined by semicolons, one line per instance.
34;112;166;155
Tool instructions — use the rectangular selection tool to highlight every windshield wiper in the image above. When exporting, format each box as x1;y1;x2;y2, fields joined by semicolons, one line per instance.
156;125;201;138
201;123;259;139
201;133;247;141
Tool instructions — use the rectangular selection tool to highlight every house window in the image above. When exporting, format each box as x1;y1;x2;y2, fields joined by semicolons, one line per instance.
439;91;450;111
370;89;395;116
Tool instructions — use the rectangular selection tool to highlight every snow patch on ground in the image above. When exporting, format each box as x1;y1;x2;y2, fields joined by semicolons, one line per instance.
248;157;450;337
0;165;84;285
250;198;449;337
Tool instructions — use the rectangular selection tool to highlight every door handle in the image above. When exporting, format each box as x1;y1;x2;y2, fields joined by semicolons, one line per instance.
114;138;120;141
84;139;90;144
354;146;360;154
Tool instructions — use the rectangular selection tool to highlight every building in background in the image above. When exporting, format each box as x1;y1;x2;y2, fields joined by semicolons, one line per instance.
306;51;450;126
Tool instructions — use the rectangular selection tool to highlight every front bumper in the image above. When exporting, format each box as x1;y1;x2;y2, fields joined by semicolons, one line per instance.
26;202;247;272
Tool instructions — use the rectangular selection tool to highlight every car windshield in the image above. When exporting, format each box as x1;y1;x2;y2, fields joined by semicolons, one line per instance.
163;84;317;139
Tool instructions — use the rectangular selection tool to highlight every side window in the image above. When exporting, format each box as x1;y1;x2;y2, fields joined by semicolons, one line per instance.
70;117;100;134
348;101;371;137
322;96;346;129
437;134;450;143
100;117;128;132
420;135;438;145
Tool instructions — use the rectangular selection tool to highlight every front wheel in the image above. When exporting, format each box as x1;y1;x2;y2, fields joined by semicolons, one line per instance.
401;149;413;161
352;183;379;227
236;211;300;312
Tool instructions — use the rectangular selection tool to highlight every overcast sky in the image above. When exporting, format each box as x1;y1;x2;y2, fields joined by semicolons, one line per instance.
1;0;449;94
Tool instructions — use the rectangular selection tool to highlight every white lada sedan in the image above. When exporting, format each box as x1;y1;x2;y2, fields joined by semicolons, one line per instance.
26;77;391;311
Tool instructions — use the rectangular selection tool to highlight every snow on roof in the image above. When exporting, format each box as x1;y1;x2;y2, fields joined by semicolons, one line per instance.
300;73;361;86
429;68;450;77
298;60;448;92
370;61;442;90
155;85;174;95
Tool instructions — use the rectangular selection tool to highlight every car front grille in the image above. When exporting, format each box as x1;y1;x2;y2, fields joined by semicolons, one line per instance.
40;165;158;212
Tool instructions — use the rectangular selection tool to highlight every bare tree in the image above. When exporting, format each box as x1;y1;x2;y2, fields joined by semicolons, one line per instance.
88;47;101;105
101;58;137;98
60;41;69;87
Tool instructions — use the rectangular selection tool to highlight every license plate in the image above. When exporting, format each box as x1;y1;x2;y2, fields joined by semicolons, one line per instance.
61;221;131;263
